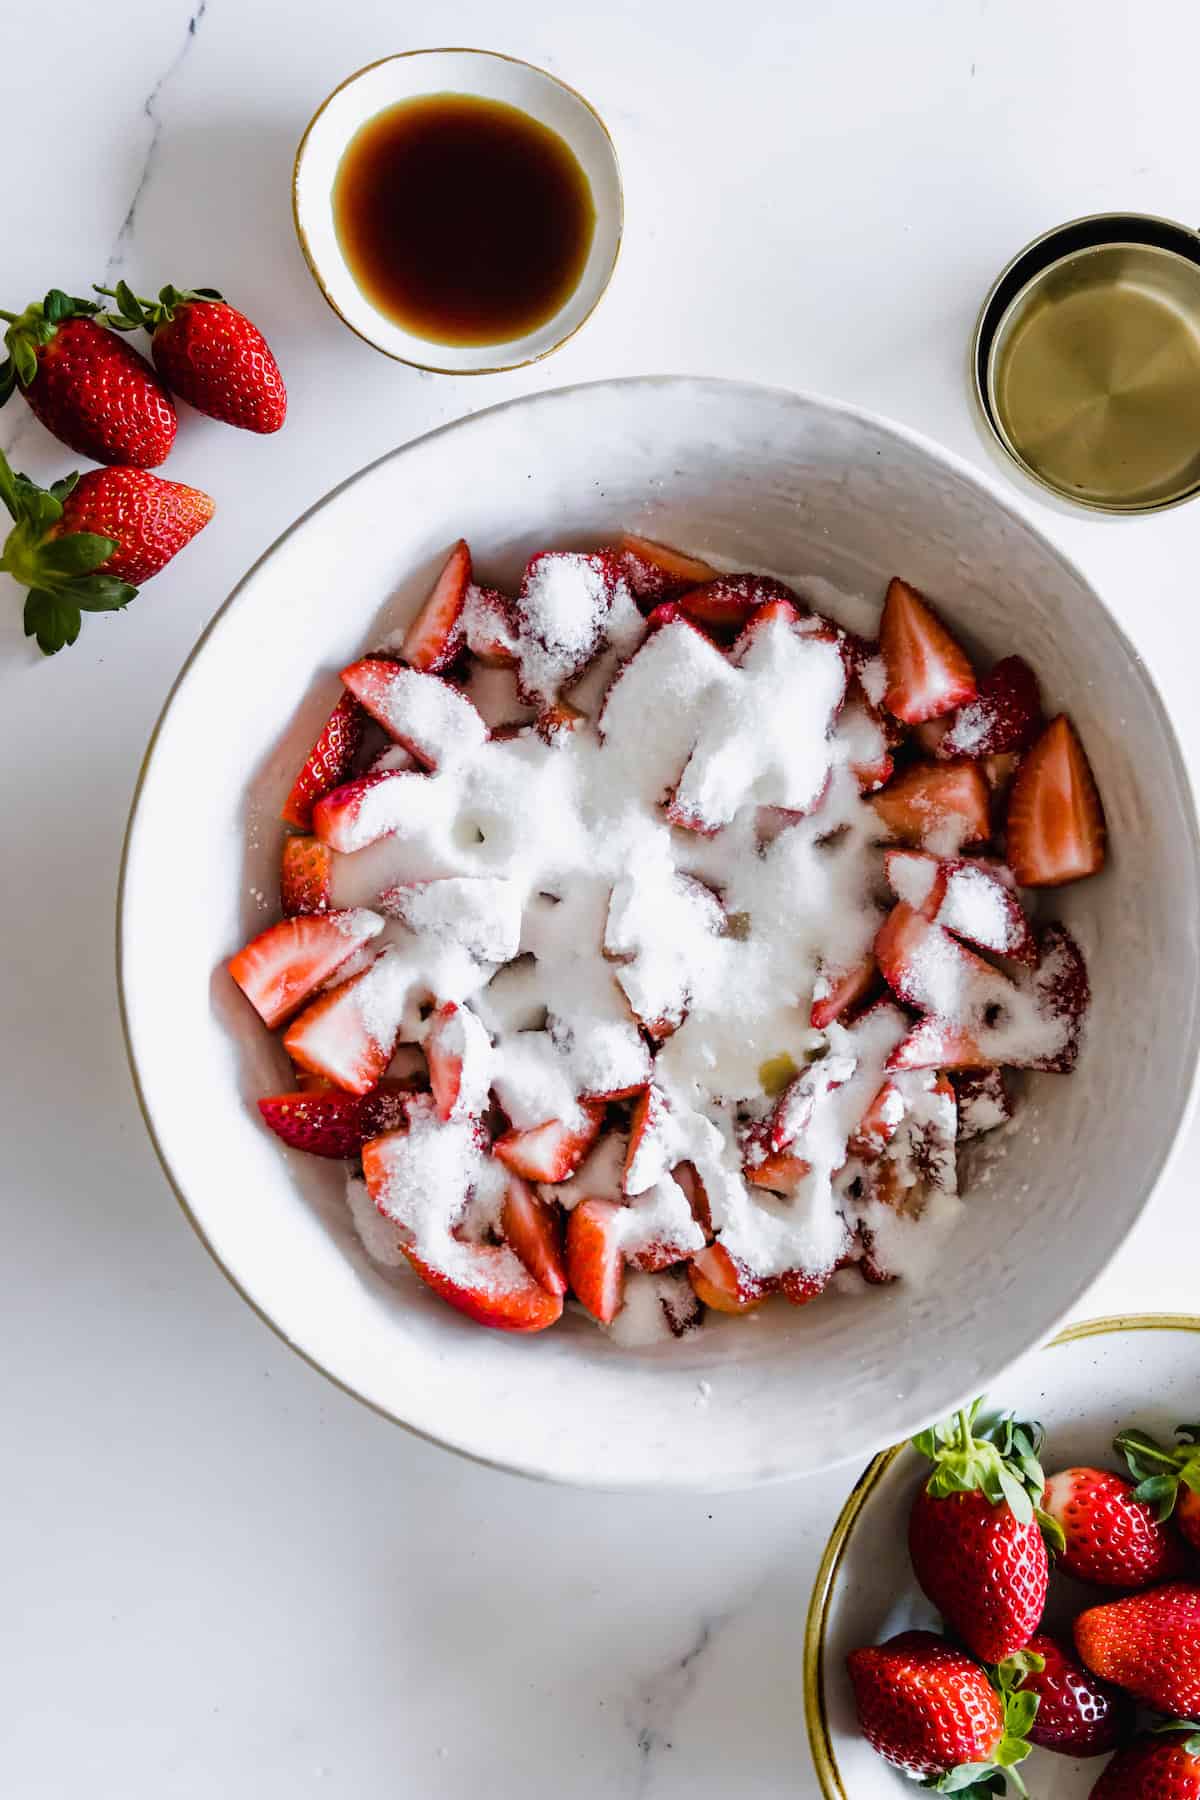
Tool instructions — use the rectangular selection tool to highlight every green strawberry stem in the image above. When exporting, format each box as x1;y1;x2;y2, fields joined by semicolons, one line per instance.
94;281;224;333
913;1398;1066;1552
0;448;136;655
1115;1424;1200;1521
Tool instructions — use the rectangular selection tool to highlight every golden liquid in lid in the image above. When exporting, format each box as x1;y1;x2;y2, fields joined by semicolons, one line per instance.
988;242;1200;511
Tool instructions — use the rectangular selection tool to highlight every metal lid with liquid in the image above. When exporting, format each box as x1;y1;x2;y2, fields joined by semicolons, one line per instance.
973;213;1200;512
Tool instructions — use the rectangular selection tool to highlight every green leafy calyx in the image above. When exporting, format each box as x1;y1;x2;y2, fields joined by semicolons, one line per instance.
0;289;100;405
94;281;224;333
913;1401;1064;1549
0;449;136;655
921;1652;1044;1799
1115;1424;1200;1522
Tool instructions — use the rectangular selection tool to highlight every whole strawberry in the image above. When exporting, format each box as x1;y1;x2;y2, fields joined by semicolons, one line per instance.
847;1629;1038;1791
0;289;176;466
98;282;286;434
908;1402;1062;1663
1020;1630;1132;1758
1116;1424;1200;1554
1043;1465;1186;1587
1090;1725;1200;1800
1075;1583;1200;1717
0;449;212;654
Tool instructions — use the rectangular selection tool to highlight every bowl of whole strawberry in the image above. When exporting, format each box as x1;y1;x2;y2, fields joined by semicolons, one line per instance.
118;377;1200;1487
810;1313;1200;1798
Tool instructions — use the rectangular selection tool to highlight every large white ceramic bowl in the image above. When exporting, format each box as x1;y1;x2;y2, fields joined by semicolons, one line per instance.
118;377;1200;1490
806;1312;1200;1800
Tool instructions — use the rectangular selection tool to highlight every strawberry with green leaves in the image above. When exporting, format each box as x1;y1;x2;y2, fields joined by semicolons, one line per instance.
98;282;286;434
847;1629;1042;1796
0;289;176;466
1116;1423;1200;1553
909;1401;1064;1664
0;450;213;654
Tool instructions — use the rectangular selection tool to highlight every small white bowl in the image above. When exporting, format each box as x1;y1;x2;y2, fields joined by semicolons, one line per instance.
292;49;623;374
118;378;1200;1490
806;1313;1200;1800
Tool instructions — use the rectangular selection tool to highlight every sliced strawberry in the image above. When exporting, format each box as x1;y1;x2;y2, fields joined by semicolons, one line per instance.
280;834;334;916
676;573;800;638
810;954;880;1029
871;760;991;853
402;1242;563;1332
780;1265;836;1307
879;577;977;724
501;1175;567;1297
887;1017;992;1072
283;948;408;1094
281;690;367;829
687;1243;776;1314
227;908;383;1028
401;538;471;673
312;768;436;854
939;655;1043;758
424;1001;492;1121
257;1078;418;1158
768;1053;857;1152
671;1160;714;1239
848;1078;906;1160
564;1197;626;1323
511;549;627;703
462;583;518;666
875;901;1012;1017
642;598;724;646
884;848;1037;965
493;1103;606;1182
339;658;487;766
745;1150;811;1193
952;1068;1012;1140
1006;714;1106;887
841;682;895;792
618;532;717;604
624;1084;674;1194
1027;922;1090;1073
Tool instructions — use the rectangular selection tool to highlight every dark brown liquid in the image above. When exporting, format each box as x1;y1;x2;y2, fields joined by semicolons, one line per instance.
332;93;597;349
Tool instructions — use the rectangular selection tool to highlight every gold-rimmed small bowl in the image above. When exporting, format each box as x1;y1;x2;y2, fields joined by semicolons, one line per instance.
292;48;623;376
805;1313;1200;1800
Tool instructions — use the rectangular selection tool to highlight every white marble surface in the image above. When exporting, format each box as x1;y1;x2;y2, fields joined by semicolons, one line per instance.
4;3;1199;1794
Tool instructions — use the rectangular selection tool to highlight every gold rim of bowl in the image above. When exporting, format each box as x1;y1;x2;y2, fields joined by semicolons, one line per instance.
291;47;624;377
803;1311;1200;1800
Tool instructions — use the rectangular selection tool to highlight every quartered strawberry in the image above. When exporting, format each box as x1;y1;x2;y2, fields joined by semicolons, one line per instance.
884;848;1038;965
339;657;487;765
871;760;991;853
888;1016;993;1073
617;532;716;604
281;690;367;829
953;1068;1012;1140
1116;1423;1200;1553
512;549;627;702
311;768;434;854
424;1000;492;1122
1075;1583;1200;1717
401;1241;564;1333
283;948;407;1095
671;1160;714;1239
227;908;383;1028
879;577;977;724
846;1631;1034;1786
768;1053;857;1152
908;1401;1058;1663
875;902;1005;1015
939;656;1043;759
1042;1466;1186;1588
1028;922;1090;1074
462;583;518;665
745;1150;811;1194
779;1264;837;1307
401;538;471;672
623;1084;674;1193
1018;1631;1132;1758
687;1243;776;1314
849;1079;907;1160
493;1103;606;1182
501;1176;567;1297
1006;713;1106;886
1090;1729;1200;1800
565;1196;626;1322
810;953;880;1029
280;834;334;915
257;1079;418;1158
675;573;801;638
